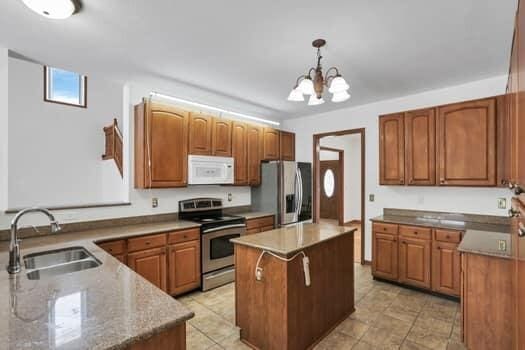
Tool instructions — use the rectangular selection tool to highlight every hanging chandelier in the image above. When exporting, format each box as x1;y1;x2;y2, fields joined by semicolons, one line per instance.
287;39;350;106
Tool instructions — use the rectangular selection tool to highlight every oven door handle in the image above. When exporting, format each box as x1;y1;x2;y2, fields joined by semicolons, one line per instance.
202;224;247;234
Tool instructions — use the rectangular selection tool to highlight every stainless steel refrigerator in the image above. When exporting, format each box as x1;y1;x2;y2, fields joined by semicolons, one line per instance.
251;161;312;227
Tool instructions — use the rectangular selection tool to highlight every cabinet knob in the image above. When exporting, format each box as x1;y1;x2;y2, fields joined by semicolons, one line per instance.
519;223;525;237
509;182;524;195
509;208;520;218
440;178;445;184
414;231;418;235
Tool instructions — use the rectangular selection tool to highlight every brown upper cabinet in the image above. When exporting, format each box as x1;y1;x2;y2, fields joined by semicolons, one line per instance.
188;113;213;155
436;98;496;186
405;108;435;185
232;121;248;185
135;100;188;188
379;113;405;185
280;131;295;161
379;95;506;187
247;124;263;186
212;118;232;157
262;128;280;160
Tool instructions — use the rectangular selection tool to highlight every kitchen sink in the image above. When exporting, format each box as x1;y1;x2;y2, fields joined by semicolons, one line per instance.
23;247;101;280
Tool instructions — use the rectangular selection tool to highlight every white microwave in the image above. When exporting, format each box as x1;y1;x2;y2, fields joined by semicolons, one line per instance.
188;155;234;185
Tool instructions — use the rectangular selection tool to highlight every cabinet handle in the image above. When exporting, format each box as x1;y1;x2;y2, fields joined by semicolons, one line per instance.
501;179;509;186
145;241;151;245
414;231;418;235
440;178;445;184
509;182;524;195
445;235;450;239
519;222;525;237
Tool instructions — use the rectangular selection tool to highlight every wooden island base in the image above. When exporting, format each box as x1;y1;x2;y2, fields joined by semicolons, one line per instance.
234;230;354;350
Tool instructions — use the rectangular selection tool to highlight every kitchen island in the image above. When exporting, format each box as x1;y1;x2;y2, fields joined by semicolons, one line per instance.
231;222;356;350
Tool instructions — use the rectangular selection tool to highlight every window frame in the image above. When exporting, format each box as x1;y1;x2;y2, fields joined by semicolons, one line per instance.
43;66;88;108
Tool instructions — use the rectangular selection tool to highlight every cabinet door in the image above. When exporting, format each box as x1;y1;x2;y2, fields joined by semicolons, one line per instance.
247;125;263;186
399;237;431;289
189;113;212;155
128;247;167;292
212;118;232;156
436;98;496;186
379;113;405;185
232;122;248;185
143;102;188;188
372;232;398;281
405;108;435;185
262;128;280;160
168;240;201;295
432;241;461;296
280;131;295;161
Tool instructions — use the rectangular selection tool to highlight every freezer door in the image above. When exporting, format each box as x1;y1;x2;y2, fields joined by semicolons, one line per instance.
280;161;298;225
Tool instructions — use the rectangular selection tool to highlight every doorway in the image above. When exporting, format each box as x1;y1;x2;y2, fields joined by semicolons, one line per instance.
313;128;365;265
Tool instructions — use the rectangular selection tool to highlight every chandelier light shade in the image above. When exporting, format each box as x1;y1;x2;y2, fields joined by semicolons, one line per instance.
287;39;351;106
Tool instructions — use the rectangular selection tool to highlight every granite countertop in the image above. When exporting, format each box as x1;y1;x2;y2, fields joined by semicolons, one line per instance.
231;222;356;257
458;230;513;259
0;220;200;350
236;211;275;220
371;215;510;233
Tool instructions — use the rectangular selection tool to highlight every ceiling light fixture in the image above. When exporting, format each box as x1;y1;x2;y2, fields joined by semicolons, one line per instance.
21;0;77;19
288;39;351;105
149;92;280;126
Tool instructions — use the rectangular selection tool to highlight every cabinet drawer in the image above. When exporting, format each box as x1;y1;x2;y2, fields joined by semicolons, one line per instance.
434;229;462;243
246;228;261;235
399;225;431;240
98;240;126;255
128;233;167;252
168;228;200;244
260;225;275;232
246;216;274;230
372;222;398;235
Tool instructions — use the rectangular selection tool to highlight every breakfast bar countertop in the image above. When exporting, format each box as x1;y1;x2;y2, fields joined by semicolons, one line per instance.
231;222;356;257
0;220;200;350
458;229;513;259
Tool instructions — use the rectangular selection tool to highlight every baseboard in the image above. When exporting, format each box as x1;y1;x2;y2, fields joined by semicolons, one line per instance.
344;220;362;226
363;260;372;265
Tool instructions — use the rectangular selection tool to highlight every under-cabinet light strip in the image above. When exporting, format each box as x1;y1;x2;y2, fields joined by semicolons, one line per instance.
149;91;280;126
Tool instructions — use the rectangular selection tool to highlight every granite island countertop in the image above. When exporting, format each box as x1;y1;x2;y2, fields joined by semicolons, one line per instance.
0;220;200;350
458;230;513;259
231;222;356;257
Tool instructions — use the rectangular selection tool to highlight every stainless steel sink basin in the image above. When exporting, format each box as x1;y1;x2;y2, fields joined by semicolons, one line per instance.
23;247;101;280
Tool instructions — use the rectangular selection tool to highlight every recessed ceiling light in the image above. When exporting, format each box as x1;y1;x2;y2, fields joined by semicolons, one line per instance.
21;0;77;19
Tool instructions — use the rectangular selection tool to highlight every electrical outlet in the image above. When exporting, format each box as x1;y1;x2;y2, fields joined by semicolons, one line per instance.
497;198;507;209
152;198;158;208
228;193;233;202
369;194;375;202
498;240;507;251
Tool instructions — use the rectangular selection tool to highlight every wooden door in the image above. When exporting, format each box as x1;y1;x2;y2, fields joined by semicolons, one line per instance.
432;241;460;296
372;232;398;281
399;237;431;289
135;101;189;188
247;124;263;186
280;131;295;161
212;118;232;156
379;113;405;185
436;98;497;186
262;128;280;160
319;160;340;220
232;121;248;185
405;108;436;185
168;240;200;295
128;247;167;292
188;113;212;155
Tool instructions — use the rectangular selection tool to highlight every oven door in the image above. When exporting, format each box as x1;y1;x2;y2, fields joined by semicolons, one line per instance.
202;224;245;273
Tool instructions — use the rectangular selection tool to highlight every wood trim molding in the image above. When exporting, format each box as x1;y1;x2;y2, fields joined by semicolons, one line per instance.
313;128;366;265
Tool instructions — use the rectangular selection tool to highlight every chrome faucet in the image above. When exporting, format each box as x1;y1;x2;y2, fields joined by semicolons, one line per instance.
7;207;61;274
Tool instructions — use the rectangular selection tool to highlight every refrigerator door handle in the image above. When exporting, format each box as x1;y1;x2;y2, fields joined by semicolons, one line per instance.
298;168;303;218
295;167;303;220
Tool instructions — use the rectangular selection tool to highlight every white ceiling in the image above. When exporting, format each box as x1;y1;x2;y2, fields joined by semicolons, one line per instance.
0;0;517;120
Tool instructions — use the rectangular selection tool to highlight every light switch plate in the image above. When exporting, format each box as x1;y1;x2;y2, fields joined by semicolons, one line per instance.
497;198;507;209
152;198;158;208
228;193;233;202
369;194;375;202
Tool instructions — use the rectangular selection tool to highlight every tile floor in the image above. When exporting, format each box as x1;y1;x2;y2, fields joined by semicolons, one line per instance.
177;264;464;350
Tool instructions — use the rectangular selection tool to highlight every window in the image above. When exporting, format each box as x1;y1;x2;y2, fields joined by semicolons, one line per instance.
44;66;87;107
323;169;335;198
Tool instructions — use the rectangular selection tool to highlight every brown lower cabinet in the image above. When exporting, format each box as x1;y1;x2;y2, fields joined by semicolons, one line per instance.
128;247;168;292
97;228;201;296
245;215;275;234
371;222;462;297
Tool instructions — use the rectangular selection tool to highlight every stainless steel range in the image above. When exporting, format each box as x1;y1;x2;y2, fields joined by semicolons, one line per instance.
178;198;246;291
